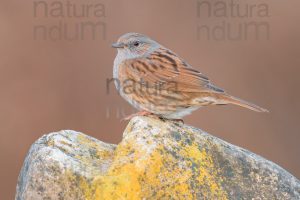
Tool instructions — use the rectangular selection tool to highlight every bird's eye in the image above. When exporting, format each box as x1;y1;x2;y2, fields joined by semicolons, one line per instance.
133;41;140;47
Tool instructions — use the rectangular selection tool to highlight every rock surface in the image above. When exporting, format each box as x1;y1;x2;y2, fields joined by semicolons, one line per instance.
16;116;300;200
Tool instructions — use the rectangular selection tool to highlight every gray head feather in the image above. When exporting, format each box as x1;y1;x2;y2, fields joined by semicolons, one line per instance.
112;32;160;60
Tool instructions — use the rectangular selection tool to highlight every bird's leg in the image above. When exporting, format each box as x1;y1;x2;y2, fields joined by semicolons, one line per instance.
122;111;184;125
157;116;184;125
122;110;153;121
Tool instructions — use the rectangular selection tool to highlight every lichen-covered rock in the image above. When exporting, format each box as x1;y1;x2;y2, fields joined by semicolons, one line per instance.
16;117;300;200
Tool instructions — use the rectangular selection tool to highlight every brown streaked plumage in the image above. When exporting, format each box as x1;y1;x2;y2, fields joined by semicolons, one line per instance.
112;33;268;120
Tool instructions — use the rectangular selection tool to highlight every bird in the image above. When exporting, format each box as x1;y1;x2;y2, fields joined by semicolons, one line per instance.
112;32;268;121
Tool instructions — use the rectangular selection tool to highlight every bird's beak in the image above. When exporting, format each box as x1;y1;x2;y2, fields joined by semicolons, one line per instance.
112;42;125;48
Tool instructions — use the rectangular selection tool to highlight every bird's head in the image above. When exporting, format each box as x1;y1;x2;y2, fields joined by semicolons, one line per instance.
112;32;160;59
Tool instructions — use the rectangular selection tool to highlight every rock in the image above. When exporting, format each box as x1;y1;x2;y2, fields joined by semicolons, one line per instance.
16;116;300;200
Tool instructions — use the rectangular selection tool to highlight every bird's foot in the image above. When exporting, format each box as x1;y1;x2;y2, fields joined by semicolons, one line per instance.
122;110;153;121
156;117;184;125
122;112;184;125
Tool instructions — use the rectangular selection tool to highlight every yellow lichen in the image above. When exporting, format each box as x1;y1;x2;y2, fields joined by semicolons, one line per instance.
181;143;227;199
71;120;228;199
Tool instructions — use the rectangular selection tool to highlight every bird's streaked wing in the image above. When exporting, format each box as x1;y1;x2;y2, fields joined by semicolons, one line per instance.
120;47;224;93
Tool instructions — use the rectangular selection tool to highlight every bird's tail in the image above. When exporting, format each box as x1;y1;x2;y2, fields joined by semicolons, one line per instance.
216;94;269;113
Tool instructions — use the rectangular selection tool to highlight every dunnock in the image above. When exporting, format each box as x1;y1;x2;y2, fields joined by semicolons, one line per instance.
112;33;268;120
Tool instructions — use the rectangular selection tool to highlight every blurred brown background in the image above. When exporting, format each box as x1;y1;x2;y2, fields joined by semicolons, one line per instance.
0;0;299;199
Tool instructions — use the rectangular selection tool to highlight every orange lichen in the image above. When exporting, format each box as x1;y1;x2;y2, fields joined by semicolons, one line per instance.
67;117;228;199
77;134;227;199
